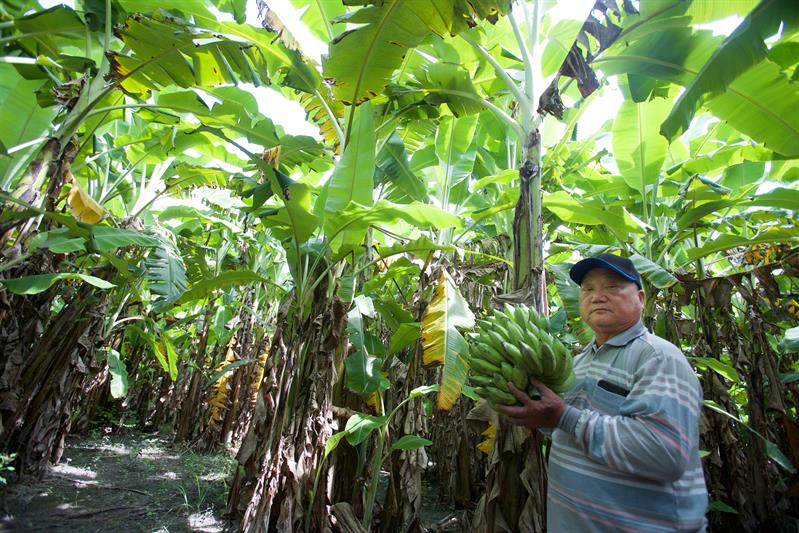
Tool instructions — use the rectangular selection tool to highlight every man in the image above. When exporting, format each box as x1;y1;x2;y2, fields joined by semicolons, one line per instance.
497;253;708;532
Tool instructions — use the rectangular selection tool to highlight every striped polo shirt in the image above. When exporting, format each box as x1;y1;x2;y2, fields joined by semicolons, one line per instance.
550;321;708;532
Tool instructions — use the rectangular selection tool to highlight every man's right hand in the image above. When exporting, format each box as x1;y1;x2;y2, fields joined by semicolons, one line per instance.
495;379;566;430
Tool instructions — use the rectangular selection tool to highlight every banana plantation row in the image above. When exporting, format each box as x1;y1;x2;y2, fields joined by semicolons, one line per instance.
0;1;797;531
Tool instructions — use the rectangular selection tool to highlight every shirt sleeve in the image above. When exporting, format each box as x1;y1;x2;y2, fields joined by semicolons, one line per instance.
556;349;702;482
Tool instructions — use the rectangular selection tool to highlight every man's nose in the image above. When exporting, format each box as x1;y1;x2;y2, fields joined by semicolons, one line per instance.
590;290;610;301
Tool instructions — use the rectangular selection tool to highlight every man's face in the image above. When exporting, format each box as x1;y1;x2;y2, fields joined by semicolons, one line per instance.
579;268;644;339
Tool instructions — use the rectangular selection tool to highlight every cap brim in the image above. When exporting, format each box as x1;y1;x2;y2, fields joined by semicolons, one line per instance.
569;258;641;287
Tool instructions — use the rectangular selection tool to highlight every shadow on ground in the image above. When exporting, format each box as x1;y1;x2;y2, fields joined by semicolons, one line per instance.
0;432;236;533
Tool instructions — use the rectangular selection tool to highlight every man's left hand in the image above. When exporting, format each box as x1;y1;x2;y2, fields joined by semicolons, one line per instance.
495;379;566;430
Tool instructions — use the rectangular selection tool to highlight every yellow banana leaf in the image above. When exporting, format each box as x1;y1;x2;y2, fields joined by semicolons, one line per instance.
421;270;474;411
66;171;105;224
477;422;497;454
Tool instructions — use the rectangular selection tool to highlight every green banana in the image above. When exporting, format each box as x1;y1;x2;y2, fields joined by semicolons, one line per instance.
484;385;517;405
518;341;542;375
548;344;567;380
539;343;555;379
500;361;515;384
492;373;512;394
486;319;512;341
470;357;501;376
501;341;525;369
511;365;528;390
550;371;575;394
503;320;526;344
484;330;508;353
522;329;541;359
470;303;575;405
472;342;505;367
513;305;529;328
470;373;495;387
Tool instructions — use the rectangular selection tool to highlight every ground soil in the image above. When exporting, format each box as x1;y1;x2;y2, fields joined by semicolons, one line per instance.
0;431;235;533
0;431;460;532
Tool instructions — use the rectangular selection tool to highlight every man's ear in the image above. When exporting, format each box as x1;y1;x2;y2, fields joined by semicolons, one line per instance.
637;289;645;305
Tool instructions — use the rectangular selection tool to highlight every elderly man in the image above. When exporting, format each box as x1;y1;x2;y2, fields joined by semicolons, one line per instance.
497;253;708;532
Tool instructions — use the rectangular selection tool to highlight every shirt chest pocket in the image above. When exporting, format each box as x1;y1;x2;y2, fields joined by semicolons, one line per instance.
591;379;629;415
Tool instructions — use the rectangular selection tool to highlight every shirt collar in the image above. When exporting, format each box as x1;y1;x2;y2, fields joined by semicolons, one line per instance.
587;321;646;351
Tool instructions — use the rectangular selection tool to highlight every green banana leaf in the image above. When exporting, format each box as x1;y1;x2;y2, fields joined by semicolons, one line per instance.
108;15;270;96
662;0;799;141
322;102;375;249
288;0;346;42
9;5;86;59
705;60;799;157
435;114;479;210
612;96;672;194
323;0;511;106
376;133;428;202
326;200;463;239
0;65;57;187
630;253;678;289
0;273;115;294
685;228;799;261
178;270;278;305
145;244;187;310
106;348;130;399
344;303;388;396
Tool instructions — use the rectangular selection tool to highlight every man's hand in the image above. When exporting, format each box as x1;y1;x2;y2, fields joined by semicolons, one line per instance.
495;379;566;430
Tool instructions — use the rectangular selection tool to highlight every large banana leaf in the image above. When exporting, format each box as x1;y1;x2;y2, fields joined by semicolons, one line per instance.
543;191;643;239
421;269;474;411
178;270;277;305
323;3;433;106
323;0;511;106
322;102;375;214
288;0;346;42
685;228;799;262
0;273;115;295
0;65;58;187
145;244;188;310
410;62;486;117
106;348;129;399
108;14;272;96
375;133;428;202
7;5;87;60
317;102;374;250
676;187;799;230
612;95;672;194
705;60;799;157
344;302;388;396
261;180;320;245
599;18;799;157
662;0;799;141
435;114;478;210
154;89;327;169
325;200;463;239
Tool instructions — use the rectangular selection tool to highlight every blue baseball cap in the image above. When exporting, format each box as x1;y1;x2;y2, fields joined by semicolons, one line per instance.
569;253;642;288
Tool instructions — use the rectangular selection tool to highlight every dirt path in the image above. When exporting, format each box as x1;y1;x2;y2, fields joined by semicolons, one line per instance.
0;432;235;532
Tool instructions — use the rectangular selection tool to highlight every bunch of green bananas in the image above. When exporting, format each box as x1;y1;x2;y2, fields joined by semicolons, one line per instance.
467;304;575;406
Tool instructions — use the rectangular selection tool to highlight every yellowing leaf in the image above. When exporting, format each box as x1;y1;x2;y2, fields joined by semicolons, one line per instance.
481;423;496;437
478;438;494;454
66;171;105;224
366;391;380;411
421;270;474;411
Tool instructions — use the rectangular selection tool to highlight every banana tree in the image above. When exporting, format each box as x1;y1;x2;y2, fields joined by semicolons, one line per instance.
0;0;330;475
